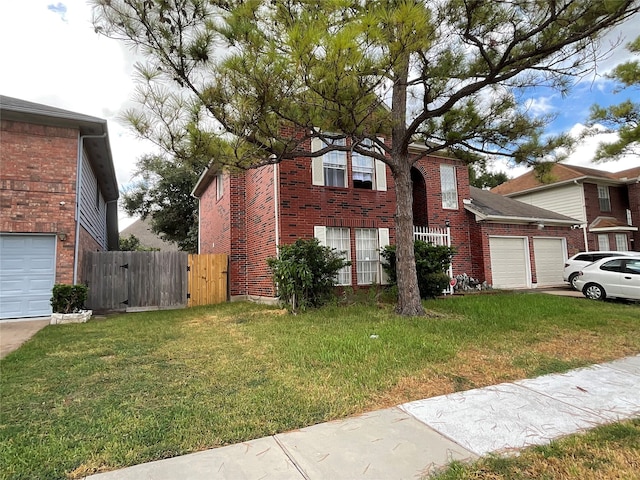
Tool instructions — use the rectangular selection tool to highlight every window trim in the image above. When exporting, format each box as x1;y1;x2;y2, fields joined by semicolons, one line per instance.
597;185;611;212
440;164;458;210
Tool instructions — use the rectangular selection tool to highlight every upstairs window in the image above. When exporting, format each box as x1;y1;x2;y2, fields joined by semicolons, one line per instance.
352;139;375;189
323;137;347;187
216;172;224;200
440;164;458;209
597;185;611;212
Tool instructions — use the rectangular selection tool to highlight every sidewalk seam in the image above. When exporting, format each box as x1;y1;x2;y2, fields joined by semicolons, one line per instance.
272;434;310;480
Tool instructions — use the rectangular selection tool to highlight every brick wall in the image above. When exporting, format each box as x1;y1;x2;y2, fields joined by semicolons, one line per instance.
1;120;79;284
583;182;632;251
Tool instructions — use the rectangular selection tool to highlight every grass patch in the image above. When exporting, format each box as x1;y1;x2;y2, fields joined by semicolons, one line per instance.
1;293;639;479
430;418;640;479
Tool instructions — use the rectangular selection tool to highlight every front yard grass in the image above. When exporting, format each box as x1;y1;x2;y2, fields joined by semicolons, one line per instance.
1;292;639;479
431;417;640;480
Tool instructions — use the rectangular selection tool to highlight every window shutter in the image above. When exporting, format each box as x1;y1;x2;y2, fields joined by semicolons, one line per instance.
378;228;390;284
314;226;327;246
311;137;324;186
375;160;387;191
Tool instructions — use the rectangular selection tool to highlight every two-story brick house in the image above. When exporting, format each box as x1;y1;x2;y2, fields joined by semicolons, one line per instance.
193;129;589;298
492;164;640;253
193;136;475;302
0;96;119;319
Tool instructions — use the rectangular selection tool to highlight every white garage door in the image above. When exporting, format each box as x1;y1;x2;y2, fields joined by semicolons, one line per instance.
0;235;56;319
489;236;529;289
533;237;566;286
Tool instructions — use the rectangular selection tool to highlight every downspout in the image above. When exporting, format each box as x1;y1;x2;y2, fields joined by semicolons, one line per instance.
73;132;107;284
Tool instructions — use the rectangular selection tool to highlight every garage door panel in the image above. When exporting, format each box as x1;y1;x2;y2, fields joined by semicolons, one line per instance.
533;238;565;286
489;237;529;289
1;235;56;319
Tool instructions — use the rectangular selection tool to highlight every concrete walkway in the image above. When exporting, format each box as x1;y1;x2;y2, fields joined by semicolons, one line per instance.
0;317;49;359
86;355;640;480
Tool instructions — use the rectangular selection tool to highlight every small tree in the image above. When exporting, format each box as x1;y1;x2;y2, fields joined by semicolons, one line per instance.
119;233;160;252
267;238;350;313
381;241;455;299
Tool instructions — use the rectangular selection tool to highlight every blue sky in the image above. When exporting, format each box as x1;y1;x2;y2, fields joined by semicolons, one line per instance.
1;0;638;222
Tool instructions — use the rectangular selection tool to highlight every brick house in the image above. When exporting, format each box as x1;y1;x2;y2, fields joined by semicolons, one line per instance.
492;164;640;253
193;129;585;300
0;96;119;319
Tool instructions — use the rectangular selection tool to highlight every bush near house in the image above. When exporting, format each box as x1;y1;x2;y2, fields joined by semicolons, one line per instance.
267;238;350;312
50;284;88;314
381;241;455;299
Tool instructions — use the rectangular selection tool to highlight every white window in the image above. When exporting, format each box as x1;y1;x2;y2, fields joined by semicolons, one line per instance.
356;229;379;285
598;234;610;251
352;139;375;190
597;185;611;212
216;172;224;200
615;233;628;251
322;227;352;286
321;137;347;187
440;164;458;209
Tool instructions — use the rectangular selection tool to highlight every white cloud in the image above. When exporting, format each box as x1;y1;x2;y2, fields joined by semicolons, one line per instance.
523;95;557;116
0;0;157;229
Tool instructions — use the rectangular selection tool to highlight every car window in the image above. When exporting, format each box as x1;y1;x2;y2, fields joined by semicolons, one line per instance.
575;254;593;262
624;259;640;275
600;259;624;272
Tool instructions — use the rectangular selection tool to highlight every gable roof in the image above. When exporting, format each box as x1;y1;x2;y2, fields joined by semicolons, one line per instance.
491;163;635;196
1;95;120;249
120;219;180;251
467;186;580;225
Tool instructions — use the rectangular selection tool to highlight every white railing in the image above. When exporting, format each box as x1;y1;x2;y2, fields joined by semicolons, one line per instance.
413;225;451;247
414;225;454;294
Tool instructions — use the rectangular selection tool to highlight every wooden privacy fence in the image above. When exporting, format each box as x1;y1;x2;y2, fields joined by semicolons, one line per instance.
82;252;228;312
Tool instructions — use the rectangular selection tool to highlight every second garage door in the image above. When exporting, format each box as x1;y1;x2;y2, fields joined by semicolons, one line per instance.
533;237;566;286
489;236;529;289
0;235;56;319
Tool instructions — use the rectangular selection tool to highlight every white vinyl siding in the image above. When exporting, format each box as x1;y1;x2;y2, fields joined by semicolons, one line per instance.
533;237;566;285
597;185;611;212
598;234;610;250
315;226;352;286
615;233;628;251
440;164;458;209
356;229;378;285
79;153;108;249
512;183;586;223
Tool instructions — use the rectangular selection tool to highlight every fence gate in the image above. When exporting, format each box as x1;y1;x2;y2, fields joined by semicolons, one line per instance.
83;251;188;312
188;254;228;307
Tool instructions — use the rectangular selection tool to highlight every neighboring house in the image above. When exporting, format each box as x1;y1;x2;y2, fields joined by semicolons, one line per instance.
120;218;179;251
466;186;583;289
192;131;584;301
492;164;640;253
0;95;119;319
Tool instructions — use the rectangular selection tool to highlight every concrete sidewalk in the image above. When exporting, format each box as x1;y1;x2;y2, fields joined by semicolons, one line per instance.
86;355;640;480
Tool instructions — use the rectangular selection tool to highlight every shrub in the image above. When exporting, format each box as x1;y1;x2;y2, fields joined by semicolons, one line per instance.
380;241;455;299
50;284;88;314
267;238;350;312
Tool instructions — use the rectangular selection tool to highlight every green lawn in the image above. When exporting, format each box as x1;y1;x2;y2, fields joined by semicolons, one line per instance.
1;293;639;479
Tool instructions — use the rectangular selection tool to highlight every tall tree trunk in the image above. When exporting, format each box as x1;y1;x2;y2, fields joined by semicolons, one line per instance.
392;161;425;316
390;51;424;316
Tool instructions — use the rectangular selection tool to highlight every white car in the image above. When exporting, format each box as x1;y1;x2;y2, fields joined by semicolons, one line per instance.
574;256;640;301
563;251;640;290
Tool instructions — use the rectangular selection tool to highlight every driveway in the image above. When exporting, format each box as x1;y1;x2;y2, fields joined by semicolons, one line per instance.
0;318;50;359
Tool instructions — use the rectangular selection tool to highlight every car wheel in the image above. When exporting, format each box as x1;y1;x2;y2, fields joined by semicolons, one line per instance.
583;283;606;301
569;273;580;290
